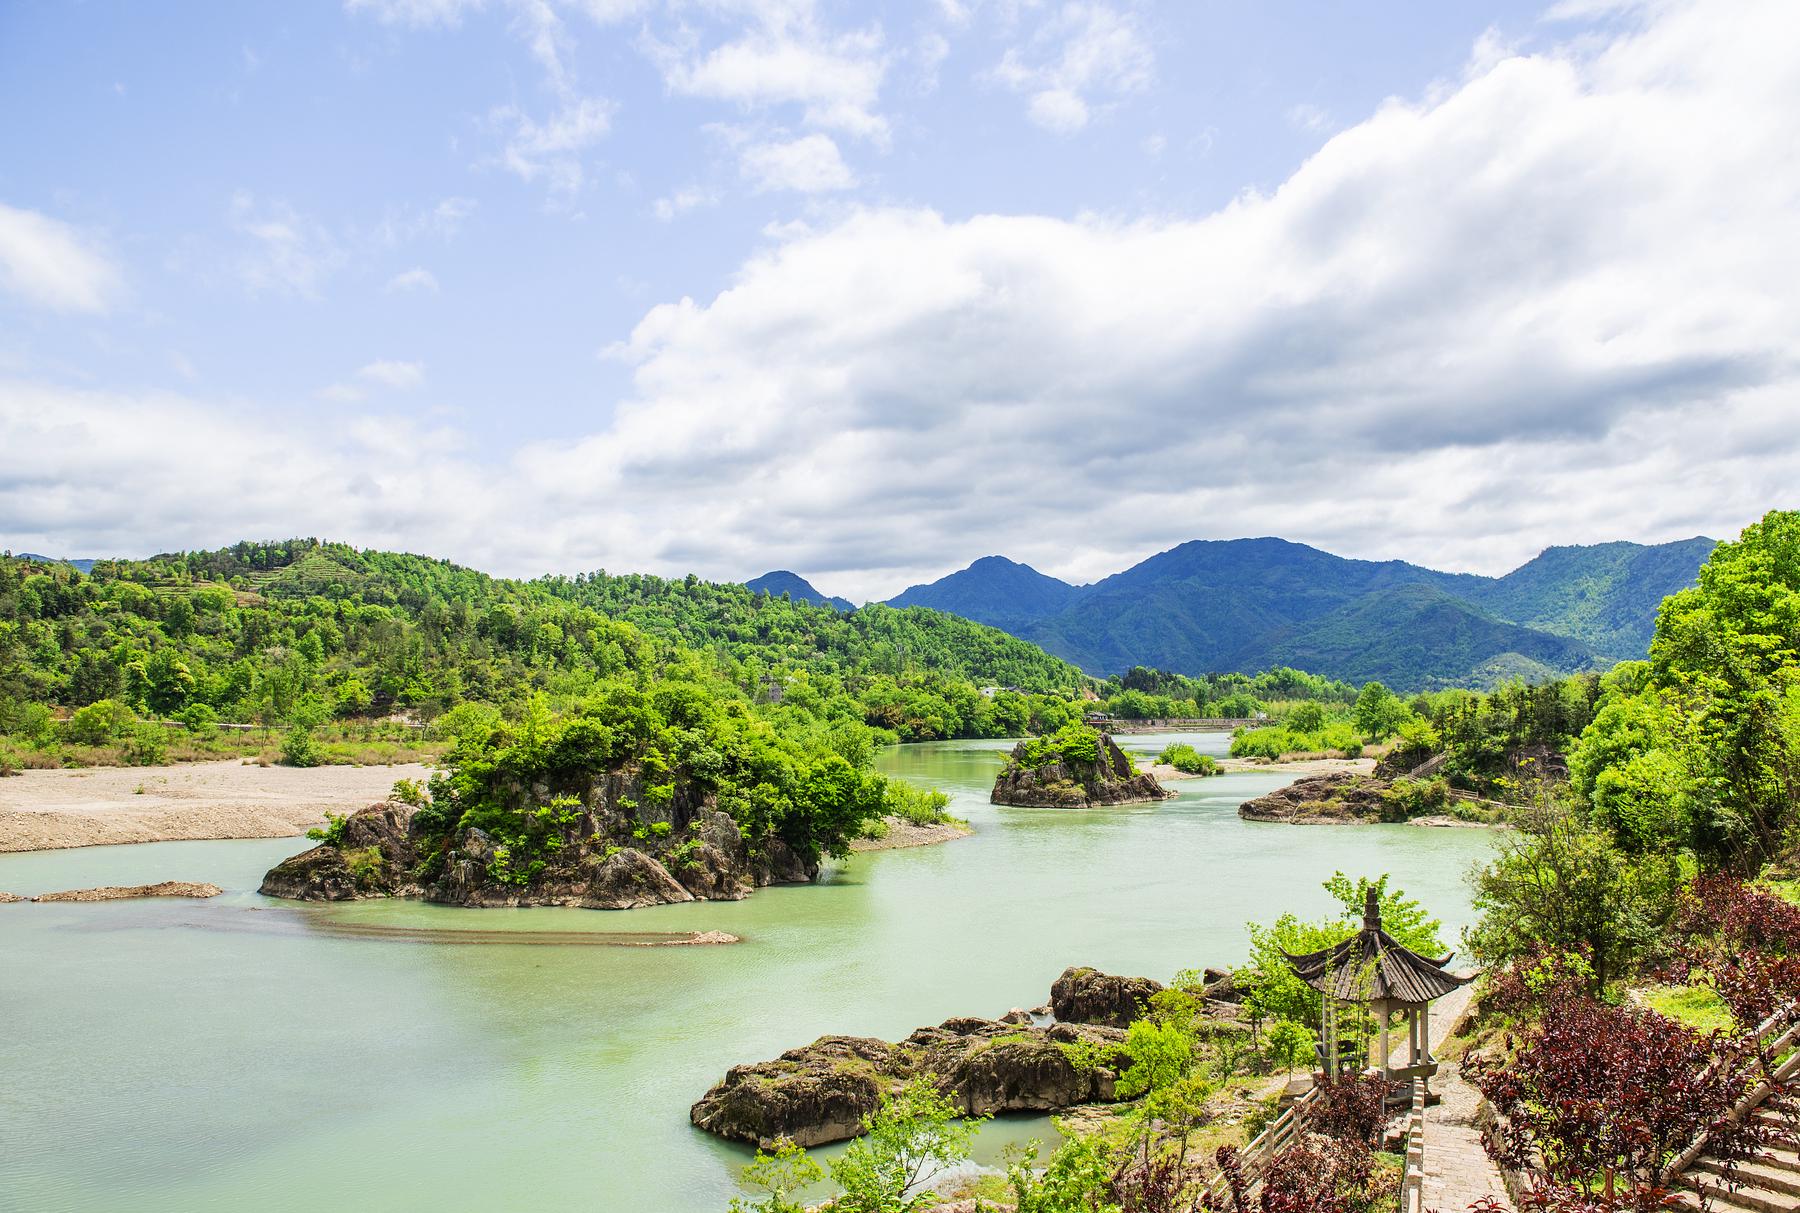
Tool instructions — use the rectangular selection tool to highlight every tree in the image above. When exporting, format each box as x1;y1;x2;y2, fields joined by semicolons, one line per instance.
827;1082;981;1213
1241;872;1445;1026
729;1139;823;1213
1466;798;1685;990
1286;701;1327;733
1351;681;1408;740
1646;509;1800;870
1266;1020;1313;1076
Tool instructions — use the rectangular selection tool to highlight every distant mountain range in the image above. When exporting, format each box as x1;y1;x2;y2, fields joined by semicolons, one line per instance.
884;536;1717;689
744;570;854;612
15;552;98;573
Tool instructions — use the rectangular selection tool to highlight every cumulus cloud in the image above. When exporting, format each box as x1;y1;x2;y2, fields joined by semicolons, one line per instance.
988;2;1154;133
15;0;1800;599
0;203;122;314
738;134;856;193
651;16;889;142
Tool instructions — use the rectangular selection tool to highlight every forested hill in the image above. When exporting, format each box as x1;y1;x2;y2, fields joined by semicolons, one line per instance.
886;536;1716;689
0;540;1088;742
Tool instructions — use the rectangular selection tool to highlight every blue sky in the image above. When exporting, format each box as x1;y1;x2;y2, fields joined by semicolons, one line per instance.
2;0;1796;600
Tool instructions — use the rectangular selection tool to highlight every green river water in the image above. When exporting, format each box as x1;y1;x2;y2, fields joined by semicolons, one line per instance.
0;735;1498;1212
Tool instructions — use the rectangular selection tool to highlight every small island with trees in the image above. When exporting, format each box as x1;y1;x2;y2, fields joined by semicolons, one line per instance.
989;724;1174;807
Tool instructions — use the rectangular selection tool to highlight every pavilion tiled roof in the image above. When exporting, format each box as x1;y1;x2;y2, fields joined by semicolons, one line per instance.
1281;889;1473;1005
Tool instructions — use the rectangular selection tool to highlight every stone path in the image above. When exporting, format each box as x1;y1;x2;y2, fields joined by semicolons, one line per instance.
1400;981;1512;1213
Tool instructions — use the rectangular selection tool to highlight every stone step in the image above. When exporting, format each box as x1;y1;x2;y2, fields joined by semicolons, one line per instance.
1681;1176;1800;1213
1694;1155;1800;1197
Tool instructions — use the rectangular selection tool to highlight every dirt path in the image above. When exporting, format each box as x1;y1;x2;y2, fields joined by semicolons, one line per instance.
0;761;432;852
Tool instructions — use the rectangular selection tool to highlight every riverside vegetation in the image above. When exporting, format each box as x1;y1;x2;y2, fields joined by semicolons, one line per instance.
717;509;1800;1213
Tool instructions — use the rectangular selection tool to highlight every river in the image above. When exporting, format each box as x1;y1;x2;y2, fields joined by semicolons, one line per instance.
0;735;1497;1212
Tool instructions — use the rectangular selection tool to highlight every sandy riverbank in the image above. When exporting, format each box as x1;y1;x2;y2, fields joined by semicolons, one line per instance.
1144;755;1377;781
0;761;432;853
849;816;974;852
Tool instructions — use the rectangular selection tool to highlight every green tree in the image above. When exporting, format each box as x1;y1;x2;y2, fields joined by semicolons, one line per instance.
1352;681;1409;740
828;1082;981;1213
1466;798;1686;990
1645;509;1800;869
729;1139;823;1213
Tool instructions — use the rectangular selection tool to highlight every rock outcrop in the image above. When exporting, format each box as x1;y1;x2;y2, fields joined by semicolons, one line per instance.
260;788;817;911
991;732;1173;808
1050;965;1164;1028
692;968;1169;1148
690;1016;1131;1148
1236;772;1392;824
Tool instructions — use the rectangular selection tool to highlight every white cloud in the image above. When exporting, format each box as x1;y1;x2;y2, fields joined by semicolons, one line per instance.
988;2;1153;134
385;267;440;292
739;134;856;193
0;203;122;314
228;192;346;298
492;96;614;198
15;0;1800;601
653;20;889;142
652;186;716;222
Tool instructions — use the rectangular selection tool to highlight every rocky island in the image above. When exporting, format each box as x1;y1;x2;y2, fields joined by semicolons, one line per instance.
990;726;1174;807
690;965;1195;1148
260;795;814;909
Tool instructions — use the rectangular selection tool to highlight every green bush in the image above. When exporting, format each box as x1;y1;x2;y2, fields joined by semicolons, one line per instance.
281;727;321;768
1156;742;1217;775
174;702;218;733
121;722;168;765
883;782;955;826
1379;776;1451;821
307;811;350;846
64;699;134;745
1016;723;1103;768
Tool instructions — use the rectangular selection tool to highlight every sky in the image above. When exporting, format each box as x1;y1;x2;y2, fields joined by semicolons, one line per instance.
2;0;1796;603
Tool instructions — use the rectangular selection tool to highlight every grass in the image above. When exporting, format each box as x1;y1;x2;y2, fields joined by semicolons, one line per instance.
1643;983;1735;1034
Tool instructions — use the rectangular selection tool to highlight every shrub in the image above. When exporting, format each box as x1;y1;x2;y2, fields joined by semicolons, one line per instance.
1468;995;1774;1205
65;698;134;745
121;722;168;765
882;782;955;826
307;812;350;847
174;702;218;733
828;1082;981;1213
1157;742;1218;775
1379;776;1450;821
280;727;320;768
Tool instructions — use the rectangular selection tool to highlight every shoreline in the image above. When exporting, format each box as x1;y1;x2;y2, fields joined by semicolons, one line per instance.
849;816;974;852
0;760;432;854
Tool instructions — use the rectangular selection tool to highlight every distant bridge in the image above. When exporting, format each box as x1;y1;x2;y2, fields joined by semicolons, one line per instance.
1092;717;1259;733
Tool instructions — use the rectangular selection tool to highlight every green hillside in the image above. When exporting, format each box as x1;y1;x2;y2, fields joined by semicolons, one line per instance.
0;540;1093;765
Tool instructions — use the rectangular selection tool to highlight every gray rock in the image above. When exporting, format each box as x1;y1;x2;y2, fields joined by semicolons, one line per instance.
1050;965;1164;1028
